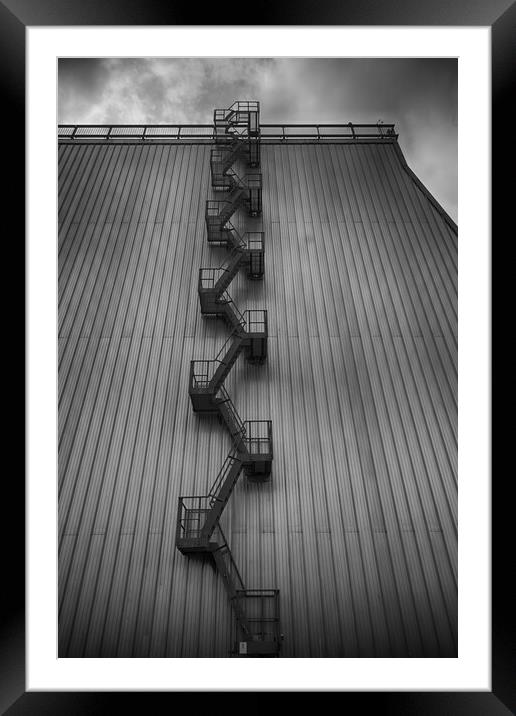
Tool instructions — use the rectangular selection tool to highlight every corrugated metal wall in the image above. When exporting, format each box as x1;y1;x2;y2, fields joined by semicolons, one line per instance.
58;138;457;657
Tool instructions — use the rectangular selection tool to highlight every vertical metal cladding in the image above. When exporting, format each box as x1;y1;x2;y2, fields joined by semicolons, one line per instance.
176;102;281;657
58;123;457;658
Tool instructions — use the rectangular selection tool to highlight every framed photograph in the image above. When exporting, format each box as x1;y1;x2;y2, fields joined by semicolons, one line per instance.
9;0;511;712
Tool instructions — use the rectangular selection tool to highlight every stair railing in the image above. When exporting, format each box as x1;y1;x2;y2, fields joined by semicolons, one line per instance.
177;101;279;656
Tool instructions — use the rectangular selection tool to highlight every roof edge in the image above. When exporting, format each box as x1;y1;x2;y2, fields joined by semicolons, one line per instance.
57;123;398;144
393;142;458;234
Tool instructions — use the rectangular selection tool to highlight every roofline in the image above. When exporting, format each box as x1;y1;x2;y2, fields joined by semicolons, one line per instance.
58;123;399;144
393;142;458;234
57;123;456;230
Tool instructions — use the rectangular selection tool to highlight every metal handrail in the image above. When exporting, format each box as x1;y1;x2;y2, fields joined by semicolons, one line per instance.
232;589;280;642
245;232;264;251
226;223;247;249
208;451;241;504
176;496;212;540
244;420;272;456
214;330;240;362
218;291;246;327
190;359;222;390
59;122;398;142
198;267;220;289
225;168;245;190
228;101;259;113
244;309;267;334
214;101;259;122
215;386;247;438
211;139;243;162
198;247;245;290
211;522;246;593
206;198;244;217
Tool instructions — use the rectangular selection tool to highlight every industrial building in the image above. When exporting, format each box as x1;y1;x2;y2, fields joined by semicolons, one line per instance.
58;102;457;657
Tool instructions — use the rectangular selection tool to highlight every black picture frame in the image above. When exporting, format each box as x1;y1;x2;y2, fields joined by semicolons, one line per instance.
9;0;512;712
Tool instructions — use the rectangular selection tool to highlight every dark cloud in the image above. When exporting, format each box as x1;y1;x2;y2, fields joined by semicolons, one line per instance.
58;57;457;221
58;58;105;94
58;59;107;121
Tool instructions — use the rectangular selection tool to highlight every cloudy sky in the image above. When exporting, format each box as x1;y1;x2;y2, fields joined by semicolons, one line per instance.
59;58;457;222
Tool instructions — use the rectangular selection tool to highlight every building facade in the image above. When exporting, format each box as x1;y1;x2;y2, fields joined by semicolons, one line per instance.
58;103;458;657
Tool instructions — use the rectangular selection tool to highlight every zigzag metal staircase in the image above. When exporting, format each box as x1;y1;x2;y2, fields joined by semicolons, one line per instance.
175;102;281;657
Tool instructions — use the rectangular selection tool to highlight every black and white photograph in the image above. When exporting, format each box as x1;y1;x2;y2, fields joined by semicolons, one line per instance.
57;57;458;659
4;0;509;708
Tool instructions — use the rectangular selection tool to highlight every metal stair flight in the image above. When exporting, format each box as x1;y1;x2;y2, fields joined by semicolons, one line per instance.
176;101;282;657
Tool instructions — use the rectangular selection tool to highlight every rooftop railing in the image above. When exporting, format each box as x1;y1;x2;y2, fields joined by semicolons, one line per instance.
58;123;398;142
